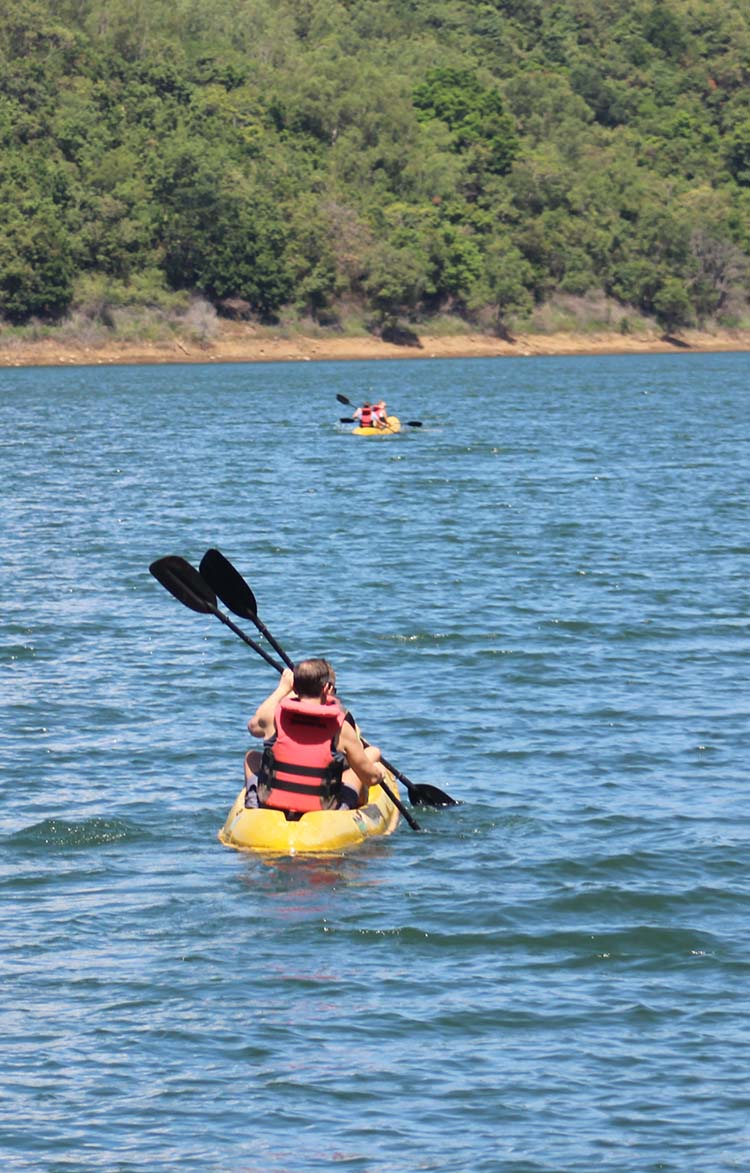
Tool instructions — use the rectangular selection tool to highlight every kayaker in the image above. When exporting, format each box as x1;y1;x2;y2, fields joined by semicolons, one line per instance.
352;400;373;427
373;400;389;428
243;658;386;812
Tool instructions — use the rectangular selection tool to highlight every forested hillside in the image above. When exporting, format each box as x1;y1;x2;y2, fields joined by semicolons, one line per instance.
2;0;750;338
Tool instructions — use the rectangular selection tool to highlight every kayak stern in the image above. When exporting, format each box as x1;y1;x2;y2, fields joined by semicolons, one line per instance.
218;776;401;855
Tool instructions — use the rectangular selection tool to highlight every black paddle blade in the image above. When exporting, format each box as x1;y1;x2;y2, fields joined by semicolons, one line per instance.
405;420;423;428
149;556;218;614
340;416;356;423
199;548;259;619
379;752;459;807
336;392;353;406
409;784;460;807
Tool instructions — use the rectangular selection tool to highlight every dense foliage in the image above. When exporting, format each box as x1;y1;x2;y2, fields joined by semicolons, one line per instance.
2;0;750;334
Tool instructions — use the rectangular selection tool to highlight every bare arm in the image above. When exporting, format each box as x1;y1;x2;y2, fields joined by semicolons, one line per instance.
339;723;385;788
248;668;294;738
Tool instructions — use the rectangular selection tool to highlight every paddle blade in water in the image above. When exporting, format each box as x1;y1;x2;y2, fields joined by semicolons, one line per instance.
379;753;459;807
409;783;460;807
149;556;217;614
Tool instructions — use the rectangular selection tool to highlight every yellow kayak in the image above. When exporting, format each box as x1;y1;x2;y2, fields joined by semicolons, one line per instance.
218;774;401;855
352;415;401;436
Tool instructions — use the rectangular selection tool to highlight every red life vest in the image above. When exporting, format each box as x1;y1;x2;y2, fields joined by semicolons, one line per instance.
259;695;346;812
359;405;373;427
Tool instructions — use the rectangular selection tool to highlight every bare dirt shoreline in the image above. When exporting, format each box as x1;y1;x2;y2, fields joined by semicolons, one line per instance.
2;323;750;368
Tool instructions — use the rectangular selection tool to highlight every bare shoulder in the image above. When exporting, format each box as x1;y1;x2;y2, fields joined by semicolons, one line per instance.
338;718;355;743
338;720;361;751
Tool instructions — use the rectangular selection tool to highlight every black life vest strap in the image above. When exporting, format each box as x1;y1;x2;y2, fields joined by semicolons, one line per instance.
267;776;328;797
257;747;343;800
272;760;331;779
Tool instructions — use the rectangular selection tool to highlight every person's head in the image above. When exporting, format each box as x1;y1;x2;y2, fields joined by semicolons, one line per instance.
378;400;386;410
363;400;370;408
293;657;336;700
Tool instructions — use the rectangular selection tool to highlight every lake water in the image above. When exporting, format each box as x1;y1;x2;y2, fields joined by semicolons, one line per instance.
1;352;749;1172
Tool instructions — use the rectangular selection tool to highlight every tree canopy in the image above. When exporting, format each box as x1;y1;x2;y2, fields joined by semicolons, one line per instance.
2;0;750;334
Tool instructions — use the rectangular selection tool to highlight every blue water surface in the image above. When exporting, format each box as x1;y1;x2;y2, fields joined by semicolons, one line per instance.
1;352;749;1171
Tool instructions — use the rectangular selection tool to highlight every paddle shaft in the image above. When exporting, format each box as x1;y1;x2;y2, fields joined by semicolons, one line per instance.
214;610;286;673
244;610;292;669
376;778;418;831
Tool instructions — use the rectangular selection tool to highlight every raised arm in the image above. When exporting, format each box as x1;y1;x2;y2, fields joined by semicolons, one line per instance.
248;668;295;738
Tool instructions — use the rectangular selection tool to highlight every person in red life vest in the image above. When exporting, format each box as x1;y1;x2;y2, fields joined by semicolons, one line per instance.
352;400;373;427
243;658;386;812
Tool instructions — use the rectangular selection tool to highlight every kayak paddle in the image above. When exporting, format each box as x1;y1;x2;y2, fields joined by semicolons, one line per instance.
149;556;286;673
150;554;420;830
199;548;459;808
198;548;293;669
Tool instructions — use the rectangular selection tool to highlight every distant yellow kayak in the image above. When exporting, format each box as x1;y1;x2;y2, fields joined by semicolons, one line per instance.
351;415;401;436
218;774;401;855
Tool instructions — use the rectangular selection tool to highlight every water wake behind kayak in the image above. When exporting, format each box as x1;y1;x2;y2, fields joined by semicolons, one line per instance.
6;816;148;851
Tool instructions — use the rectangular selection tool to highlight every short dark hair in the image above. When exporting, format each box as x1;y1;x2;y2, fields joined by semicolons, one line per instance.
293;657;334;698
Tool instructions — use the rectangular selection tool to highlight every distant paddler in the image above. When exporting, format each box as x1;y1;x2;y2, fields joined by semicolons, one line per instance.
373;400;389;428
353;399;392;429
336;391;422;430
352;400;374;427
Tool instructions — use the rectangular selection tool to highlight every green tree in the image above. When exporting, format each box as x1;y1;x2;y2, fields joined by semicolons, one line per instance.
362;240;430;322
426;221;483;307
726;119;750;185
285;196;339;319
414;68;519;181
2;0;750;331
148;140;293;315
477;238;535;329
653;277;693;333
0;204;74;322
642;3;687;60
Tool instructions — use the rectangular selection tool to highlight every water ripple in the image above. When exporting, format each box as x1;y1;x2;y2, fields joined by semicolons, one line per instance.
1;355;749;1171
